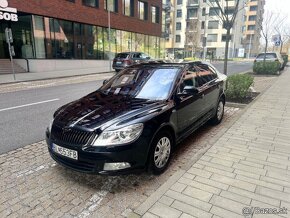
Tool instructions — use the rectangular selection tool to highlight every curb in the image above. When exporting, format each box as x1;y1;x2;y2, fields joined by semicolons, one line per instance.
0;71;115;85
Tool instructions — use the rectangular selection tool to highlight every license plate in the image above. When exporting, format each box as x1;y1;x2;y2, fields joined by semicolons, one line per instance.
116;61;122;65
52;144;78;160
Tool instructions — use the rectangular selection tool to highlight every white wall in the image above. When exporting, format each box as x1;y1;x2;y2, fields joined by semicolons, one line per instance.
14;59;111;74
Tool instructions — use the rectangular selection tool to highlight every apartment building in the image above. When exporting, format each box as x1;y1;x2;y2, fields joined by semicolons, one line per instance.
242;0;265;57
163;0;247;59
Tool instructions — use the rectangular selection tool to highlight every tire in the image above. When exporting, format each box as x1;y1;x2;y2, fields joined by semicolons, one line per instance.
148;131;173;175
210;98;225;125
115;69;120;72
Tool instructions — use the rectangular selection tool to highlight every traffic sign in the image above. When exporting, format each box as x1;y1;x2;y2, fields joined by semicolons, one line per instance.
275;41;281;46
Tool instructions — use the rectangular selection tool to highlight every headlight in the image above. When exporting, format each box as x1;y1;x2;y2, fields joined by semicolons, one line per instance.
93;123;144;146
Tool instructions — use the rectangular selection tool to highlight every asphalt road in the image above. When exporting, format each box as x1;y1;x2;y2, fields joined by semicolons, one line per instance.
0;61;252;154
213;61;253;75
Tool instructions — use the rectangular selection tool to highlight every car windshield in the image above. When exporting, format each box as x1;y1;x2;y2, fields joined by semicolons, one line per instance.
116;53;130;59
256;53;277;59
100;67;180;100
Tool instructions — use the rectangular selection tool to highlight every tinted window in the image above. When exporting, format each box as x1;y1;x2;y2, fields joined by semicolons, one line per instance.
181;66;199;91
256;53;277;59
100;67;180;100
195;63;217;86
116;53;130;58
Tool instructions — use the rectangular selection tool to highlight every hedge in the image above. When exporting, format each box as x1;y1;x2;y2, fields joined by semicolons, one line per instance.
226;74;254;99
253;61;280;75
282;55;288;68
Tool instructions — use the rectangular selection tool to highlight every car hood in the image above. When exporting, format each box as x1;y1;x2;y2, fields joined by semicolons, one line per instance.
54;91;167;131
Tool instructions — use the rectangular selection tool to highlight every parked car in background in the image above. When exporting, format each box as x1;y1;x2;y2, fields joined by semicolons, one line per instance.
112;52;151;72
254;52;284;70
46;62;226;175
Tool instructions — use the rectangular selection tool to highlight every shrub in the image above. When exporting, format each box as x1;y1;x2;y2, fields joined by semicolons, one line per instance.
226;74;254;99
282;54;288;67
253;61;280;75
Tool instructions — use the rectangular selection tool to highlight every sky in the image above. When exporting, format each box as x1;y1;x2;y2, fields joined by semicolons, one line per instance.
264;0;290;23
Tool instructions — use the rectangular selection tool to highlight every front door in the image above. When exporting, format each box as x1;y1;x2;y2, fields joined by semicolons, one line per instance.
176;68;204;135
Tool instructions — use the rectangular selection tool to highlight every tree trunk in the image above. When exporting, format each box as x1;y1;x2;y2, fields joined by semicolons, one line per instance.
280;41;284;53
263;39;268;65
223;27;231;75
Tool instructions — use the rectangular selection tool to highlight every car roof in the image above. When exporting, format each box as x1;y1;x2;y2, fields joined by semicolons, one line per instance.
127;60;210;68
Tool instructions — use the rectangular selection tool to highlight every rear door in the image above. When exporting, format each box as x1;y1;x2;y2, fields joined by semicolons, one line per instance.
131;53;142;63
195;63;220;114
114;53;130;67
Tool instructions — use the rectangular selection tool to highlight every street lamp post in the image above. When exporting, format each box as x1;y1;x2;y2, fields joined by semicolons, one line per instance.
247;34;252;59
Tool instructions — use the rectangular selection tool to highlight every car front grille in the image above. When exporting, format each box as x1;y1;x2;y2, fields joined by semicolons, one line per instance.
51;125;96;146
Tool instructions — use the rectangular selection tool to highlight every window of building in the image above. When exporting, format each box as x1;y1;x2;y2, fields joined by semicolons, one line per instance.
177;9;182;18
66;0;75;3
151;6;160;23
188;0;198;4
248;25;255;30
187;8;198;18
207;34;218;42
105;0;118;12
82;0;98;7
138;1;148;20
248;15;256;21
177;0;182;5
176;22;181;30
176;35;181;43
225;7;235;15
221;34;232;41
201;21;205;29
250;6;257;11
209;7;219;16
208;21;219;29
123;0;134;16
202;8;206;16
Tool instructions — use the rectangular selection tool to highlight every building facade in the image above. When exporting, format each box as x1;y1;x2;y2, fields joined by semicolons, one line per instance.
0;0;163;72
242;0;265;58
163;0;248;59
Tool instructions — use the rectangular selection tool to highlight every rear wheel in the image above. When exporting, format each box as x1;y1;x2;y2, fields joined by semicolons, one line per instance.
210;98;224;125
148;131;173;175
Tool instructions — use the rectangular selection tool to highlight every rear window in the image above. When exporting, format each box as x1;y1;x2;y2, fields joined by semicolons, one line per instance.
116;53;130;59
256;53;277;59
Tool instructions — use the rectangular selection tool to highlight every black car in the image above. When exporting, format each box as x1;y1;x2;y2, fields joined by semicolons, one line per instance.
46;62;226;175
112;52;151;72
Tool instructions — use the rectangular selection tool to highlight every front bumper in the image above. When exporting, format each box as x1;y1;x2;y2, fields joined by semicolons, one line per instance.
46;130;149;175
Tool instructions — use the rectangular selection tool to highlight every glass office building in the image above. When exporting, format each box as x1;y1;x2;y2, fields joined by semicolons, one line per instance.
0;13;165;60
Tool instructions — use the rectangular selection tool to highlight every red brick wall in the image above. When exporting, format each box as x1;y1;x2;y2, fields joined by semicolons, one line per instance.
9;0;162;37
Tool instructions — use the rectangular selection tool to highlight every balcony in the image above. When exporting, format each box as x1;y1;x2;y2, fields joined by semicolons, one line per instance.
187;0;199;6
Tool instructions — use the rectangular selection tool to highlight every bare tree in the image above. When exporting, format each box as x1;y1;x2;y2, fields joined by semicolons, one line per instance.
207;0;245;75
256;11;283;63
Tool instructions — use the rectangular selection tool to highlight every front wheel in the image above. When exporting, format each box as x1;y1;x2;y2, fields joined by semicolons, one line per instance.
148;131;173;175
210;98;224;125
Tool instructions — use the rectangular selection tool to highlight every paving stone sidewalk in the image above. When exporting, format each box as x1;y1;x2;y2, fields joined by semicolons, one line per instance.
133;69;290;218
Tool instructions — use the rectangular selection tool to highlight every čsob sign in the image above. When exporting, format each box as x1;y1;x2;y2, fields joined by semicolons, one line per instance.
0;0;18;21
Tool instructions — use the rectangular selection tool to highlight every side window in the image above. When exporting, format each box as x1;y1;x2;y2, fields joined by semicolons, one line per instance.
179;67;199;92
134;53;142;58
196;64;217;86
141;53;149;59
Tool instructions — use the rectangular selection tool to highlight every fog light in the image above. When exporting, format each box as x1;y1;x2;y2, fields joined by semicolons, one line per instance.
103;162;131;171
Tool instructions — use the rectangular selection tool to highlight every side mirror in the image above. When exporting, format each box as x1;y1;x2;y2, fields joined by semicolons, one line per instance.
103;79;108;85
181;86;199;95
